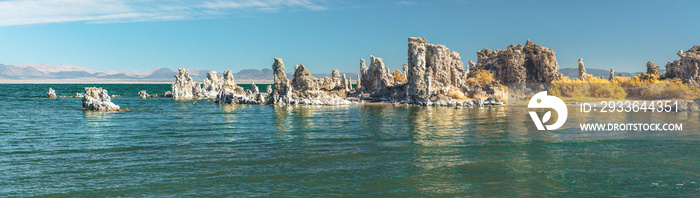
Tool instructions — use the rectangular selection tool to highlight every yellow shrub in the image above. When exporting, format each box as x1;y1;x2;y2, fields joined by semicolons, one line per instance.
392;70;407;84
445;86;470;100
466;70;497;86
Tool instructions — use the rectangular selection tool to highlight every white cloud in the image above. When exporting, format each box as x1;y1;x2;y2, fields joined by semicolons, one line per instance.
0;0;328;26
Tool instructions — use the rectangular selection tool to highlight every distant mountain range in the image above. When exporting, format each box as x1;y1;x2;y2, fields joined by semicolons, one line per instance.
559;68;648;79
0;63;358;82
1;63;648;82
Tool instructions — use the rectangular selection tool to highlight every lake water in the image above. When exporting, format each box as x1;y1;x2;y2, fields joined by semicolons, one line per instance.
1;84;699;197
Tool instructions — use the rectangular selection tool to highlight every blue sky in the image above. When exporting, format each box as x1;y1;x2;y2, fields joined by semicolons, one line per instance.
0;0;698;73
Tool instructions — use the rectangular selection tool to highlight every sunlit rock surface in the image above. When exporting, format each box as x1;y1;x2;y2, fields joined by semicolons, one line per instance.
267;57;355;105
578;58;587;80
201;71;223;97
47;88;56;98
360;55;395;97
665;46;700;83
138;90;156;98
82;87;121;111
476;39;562;84
171;68;202;99
268;57;292;104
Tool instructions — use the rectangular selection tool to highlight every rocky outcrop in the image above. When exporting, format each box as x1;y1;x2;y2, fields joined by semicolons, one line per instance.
609;67;615;81
138;90;148;98
407;37;429;102
476;40;562;84
402;63;408;77
266;57;355;105
360;55;395;97
405;37;471;103
171;68;202;99
138;90;156;98
201;71;223;97
647;61;659;75
468;60;476;74
665;46;700;83
215;88;266;105
215;73;266;104
578;58;587;80
268;57;292;104
82;87;121;111
251;82;259;94
47;88;56;98
221;70;239;92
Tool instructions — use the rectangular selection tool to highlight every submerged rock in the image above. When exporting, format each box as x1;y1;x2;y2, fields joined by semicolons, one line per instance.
138;90;148;98
47;88;56;98
82;87;121;111
665;45;700;83
138;90;156;98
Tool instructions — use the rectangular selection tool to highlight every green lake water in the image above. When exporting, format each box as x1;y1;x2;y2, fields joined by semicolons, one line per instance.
1;84;698;197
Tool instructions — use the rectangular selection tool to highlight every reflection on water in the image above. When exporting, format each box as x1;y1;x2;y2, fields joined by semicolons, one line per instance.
508;107;700;141
1;84;699;197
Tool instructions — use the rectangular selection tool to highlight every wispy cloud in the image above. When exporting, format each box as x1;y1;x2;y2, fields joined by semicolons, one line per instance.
0;0;328;26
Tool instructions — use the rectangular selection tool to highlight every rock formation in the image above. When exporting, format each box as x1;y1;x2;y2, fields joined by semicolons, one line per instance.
215;88;266;105
138;90;156;98
291;64;320;96
214;70;264;104
265;57;354;105
578;58;587;80
647;61;659;75
405;37;471;103
402;63;408;77
171;68;202;99
47;88;56;98
476;40;562;84
221;70;241;92
251;82;259;94
82;87;121;111
609;67;615;81
266;85;272;94
360;55;395;97
268;57;292;104
665;45;700;83
201;71;223;97
468;60;476;74
139;90;148;98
